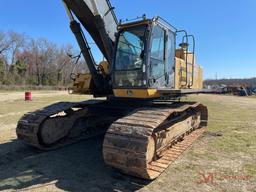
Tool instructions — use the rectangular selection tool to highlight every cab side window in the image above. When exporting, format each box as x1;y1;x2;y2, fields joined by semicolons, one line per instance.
150;25;165;79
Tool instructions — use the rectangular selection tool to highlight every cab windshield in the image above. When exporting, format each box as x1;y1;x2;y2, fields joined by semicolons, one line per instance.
114;26;147;87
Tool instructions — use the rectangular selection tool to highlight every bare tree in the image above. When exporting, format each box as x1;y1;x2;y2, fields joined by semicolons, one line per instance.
8;31;26;65
0;32;11;56
0;30;85;87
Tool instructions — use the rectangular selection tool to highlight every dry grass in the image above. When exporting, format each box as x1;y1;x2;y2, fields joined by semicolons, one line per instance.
0;92;255;192
142;94;256;192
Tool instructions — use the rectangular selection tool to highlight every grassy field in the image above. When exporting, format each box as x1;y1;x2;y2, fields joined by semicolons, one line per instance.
0;91;255;192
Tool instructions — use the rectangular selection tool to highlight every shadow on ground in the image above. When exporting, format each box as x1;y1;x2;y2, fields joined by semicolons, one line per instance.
0;136;150;192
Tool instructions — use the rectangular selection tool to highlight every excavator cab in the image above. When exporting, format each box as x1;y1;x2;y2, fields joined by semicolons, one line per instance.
62;0;202;99
113;18;176;98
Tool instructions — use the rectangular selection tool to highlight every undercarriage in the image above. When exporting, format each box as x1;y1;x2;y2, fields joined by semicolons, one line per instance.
16;99;207;179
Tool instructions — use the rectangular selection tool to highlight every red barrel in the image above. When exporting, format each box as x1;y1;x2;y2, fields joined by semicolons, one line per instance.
25;92;32;101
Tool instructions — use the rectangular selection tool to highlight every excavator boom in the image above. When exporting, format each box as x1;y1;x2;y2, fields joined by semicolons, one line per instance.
62;0;119;95
63;0;118;63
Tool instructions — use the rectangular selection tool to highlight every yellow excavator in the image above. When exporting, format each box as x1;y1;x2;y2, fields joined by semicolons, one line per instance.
16;0;208;180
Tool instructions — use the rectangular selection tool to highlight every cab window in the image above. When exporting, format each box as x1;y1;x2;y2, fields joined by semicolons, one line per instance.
150;25;165;79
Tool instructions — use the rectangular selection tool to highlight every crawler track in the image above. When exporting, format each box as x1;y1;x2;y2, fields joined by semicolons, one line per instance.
103;102;207;180
16;100;207;180
16;100;128;150
147;128;205;178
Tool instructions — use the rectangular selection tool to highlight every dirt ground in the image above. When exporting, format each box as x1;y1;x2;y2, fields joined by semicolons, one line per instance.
0;91;255;192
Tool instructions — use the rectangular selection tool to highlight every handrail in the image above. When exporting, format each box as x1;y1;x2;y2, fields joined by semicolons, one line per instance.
176;30;189;87
186;35;195;87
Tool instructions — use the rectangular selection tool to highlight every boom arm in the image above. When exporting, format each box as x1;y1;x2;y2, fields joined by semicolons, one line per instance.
63;0;118;63
62;0;118;94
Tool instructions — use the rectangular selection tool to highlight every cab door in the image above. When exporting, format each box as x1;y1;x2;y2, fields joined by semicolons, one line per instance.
166;30;176;88
148;24;166;88
148;24;175;89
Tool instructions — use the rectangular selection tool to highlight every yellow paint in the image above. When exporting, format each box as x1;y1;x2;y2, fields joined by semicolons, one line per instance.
72;73;92;94
99;61;110;75
118;20;151;30
113;89;160;99
175;48;203;90
72;47;203;98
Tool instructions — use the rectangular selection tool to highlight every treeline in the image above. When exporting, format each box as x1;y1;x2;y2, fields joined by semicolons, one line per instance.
204;78;256;88
0;31;88;87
